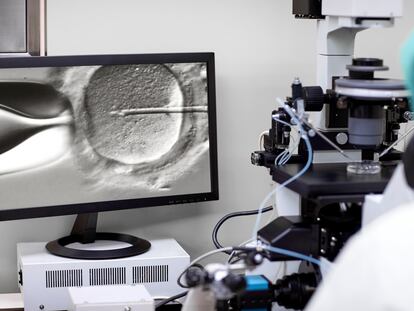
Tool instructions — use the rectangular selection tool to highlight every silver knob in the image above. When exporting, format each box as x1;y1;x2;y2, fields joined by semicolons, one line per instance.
336;132;348;145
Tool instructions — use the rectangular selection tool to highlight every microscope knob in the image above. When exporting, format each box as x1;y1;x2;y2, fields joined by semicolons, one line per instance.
347;58;389;79
274;273;318;310
185;266;208;287
352;58;384;67
222;273;247;293
302;86;324;111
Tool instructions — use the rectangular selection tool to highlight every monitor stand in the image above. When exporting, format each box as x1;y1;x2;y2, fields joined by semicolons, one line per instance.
45;213;151;260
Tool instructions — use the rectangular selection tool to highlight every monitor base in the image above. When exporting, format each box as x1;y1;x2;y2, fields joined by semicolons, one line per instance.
45;213;151;260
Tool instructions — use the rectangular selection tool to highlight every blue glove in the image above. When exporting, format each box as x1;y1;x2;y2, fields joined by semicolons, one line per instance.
402;31;414;110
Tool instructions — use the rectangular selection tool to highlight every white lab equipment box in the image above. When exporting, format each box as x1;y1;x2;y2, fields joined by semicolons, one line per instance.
68;285;154;311
18;239;189;311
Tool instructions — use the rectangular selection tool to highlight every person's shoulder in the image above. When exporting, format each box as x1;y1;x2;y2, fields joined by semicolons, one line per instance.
368;203;414;232
357;203;414;253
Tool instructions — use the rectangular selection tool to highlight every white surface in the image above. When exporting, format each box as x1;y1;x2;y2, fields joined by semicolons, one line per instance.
335;85;409;99
0;293;23;309
362;194;384;227
1;0;413;298
322;0;403;17
315;0;401;129
305;203;414;311
275;186;300;217
69;285;154;311
363;164;414;227
18;239;187;264
18;239;188;311
182;288;215;311
315;0;399;130
317;16;395;89
312;150;360;164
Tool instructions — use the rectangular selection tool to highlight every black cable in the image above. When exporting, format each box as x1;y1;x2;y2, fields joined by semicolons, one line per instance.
155;291;188;309
177;263;205;289
212;206;273;255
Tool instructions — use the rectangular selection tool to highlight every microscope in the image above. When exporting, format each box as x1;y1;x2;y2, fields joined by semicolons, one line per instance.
248;0;410;309
181;1;411;310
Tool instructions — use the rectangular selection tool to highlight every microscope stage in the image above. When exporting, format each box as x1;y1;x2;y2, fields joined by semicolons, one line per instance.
272;162;396;199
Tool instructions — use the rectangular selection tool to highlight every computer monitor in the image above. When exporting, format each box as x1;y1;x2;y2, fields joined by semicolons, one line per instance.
0;53;218;259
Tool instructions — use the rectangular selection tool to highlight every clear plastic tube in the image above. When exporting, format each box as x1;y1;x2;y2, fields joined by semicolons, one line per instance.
272;116;300;166
275;136;300;166
188;247;234;267
258;130;268;151
252;100;313;240
263;245;321;266
185;245;320;273
272;116;292;128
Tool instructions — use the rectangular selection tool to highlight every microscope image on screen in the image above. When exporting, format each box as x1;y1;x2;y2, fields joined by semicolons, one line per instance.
0;61;211;210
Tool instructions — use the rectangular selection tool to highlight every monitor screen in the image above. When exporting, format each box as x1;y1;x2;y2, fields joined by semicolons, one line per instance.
0;53;218;221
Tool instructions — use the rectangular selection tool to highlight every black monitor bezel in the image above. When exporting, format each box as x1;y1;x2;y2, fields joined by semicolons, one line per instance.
0;52;218;221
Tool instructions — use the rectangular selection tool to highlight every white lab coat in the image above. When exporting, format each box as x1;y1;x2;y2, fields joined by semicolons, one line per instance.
305;202;414;311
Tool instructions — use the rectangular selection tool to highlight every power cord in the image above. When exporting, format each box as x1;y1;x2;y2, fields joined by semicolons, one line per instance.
155;291;188;310
212;206;273;254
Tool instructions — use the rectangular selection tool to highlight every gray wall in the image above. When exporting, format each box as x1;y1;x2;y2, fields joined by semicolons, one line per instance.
0;0;413;293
